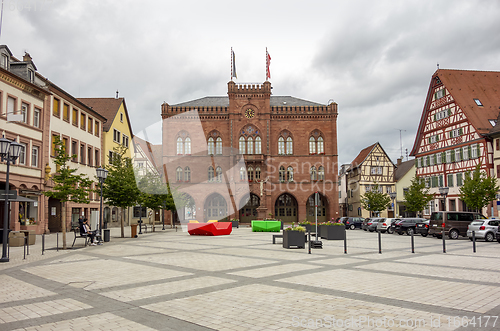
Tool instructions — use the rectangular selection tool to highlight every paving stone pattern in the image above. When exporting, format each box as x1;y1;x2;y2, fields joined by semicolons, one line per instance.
0;226;499;330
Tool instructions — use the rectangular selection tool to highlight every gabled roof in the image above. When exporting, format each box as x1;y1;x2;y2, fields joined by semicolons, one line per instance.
395;159;415;181
350;143;377;169
133;136;159;170
411;69;500;155
78;97;132;134
171;96;324;108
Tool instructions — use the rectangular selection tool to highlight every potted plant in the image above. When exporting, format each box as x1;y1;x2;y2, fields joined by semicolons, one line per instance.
299;220;311;232
321;220;346;240
283;224;306;249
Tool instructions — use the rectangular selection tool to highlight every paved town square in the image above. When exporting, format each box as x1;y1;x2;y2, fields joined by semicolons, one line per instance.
0;226;499;331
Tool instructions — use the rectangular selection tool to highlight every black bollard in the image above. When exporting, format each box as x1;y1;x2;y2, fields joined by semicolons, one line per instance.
57;232;59;252
344;232;347;254
472;230;476;253
378;230;382;254
23;237;27;260
411;230;415;253
42;234;45;255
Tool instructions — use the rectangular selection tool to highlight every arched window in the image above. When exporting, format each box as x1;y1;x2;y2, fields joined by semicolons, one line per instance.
185;137;191;155
287;166;294;182
239;137;246;154
255;167;261;180
278;137;285;155
309;137;316;154
247;137;254;155
216;166;222;182
240;166;246;181
216;137;222;155
286;137;293;155
208;137;214;155
208;166;214;182
176;167;183;182
248;166;254;181
255;136;261;154
310;166;317;180
279;166;286;182
318;166;324;181
317;136;324;154
184;166;191;182
177;137;183;155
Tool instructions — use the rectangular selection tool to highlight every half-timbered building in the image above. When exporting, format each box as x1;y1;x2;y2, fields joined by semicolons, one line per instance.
346;142;396;218
410;69;500;217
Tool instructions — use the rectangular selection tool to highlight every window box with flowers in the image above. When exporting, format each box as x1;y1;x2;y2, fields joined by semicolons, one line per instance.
283;224;306;249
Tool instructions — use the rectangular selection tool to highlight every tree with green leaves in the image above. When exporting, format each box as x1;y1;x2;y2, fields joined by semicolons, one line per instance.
459;164;499;213
403;176;434;216
43;136;93;249
360;183;391;217
103;145;140;237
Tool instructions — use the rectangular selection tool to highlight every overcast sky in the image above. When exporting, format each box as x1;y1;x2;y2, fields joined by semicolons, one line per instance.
3;0;500;166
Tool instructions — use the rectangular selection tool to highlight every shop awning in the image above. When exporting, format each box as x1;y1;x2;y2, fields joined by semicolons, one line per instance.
3;196;37;202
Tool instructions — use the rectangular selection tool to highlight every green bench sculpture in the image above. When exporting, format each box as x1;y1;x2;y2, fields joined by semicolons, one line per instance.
251;220;281;232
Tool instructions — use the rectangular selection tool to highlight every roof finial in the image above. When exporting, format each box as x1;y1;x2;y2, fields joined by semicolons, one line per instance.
437;62;439;70
116;90;119;99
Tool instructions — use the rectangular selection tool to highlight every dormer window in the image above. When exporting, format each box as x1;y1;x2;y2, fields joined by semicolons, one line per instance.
1;54;8;69
473;98;483;106
28;69;34;82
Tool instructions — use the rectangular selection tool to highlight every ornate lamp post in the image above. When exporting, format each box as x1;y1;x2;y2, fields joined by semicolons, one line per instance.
1;137;22;263
96;167;108;242
439;187;449;211
389;191;397;217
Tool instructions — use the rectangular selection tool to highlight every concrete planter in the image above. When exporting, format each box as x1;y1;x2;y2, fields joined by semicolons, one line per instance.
283;230;305;249
321;225;345;240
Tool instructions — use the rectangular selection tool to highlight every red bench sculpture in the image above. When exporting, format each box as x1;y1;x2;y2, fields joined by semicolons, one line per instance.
187;222;232;236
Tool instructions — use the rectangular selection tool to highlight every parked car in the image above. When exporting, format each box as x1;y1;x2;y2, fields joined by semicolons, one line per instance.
377;218;400;233
343;217;364;230
497;225;500;243
466;219;500;242
415;219;430;237
392;218;427;235
428;211;486;239
362;218;383;232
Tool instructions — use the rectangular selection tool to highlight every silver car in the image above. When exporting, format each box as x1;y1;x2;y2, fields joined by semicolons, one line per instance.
467;219;500;242
376;218;400;233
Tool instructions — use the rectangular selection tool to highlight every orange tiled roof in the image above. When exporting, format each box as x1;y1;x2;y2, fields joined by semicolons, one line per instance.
78;98;125;132
350;143;377;169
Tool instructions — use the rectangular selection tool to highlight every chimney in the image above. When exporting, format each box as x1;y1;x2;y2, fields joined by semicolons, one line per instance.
116;90;119;99
397;158;402;166
23;52;32;63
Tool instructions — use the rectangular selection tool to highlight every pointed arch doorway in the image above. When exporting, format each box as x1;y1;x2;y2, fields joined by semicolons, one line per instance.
274;193;298;223
239;193;260;223
306;193;329;223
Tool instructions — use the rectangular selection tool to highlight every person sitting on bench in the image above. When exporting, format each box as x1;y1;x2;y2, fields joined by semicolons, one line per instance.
79;218;97;246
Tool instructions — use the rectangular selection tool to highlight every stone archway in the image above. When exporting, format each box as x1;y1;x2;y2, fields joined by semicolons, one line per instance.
239;193;260;223
306;193;329;223
204;193;227;222
274;193;298;223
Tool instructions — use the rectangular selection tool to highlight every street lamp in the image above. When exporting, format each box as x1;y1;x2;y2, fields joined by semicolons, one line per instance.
439;187;449;211
389;191;397;217
1;137;22;263
96;167;108;242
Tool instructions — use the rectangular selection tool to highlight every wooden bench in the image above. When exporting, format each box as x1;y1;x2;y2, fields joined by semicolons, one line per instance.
72;228;90;247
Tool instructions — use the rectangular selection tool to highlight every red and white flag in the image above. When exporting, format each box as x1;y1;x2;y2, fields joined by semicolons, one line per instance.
266;48;271;80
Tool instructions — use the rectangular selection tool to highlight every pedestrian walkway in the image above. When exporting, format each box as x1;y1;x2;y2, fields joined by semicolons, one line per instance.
0;227;499;330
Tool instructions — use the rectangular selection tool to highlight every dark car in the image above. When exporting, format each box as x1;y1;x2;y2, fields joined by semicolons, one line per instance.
497;225;500;243
415;219;430;237
392;218;427;235
428;211;486;239
343;217;364;230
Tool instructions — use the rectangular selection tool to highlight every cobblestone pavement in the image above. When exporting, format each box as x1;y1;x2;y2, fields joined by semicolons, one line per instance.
0;226;499;330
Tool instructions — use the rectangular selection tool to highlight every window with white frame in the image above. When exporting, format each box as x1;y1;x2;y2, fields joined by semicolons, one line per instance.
309;137;316;154
435;89;446;100
7;96;15;117
450;128;462;138
318;166;325;180
287;166;293;182
471;144;479;158
436;152;442;164
247;137;254;155
122;134;129;148
286;137;293;155
31;146;39;167
278;137;285;154
239;137;245;154
446;150;452;163
208;137;214;155
255;136;261;154
435;109;449;121
18;143;26;165
184;167;191;182
33;108;40;128
462;146;469;160
176;167;183;182
113;129;120;143
455;148;461;162
310;166;317;180
216;166;222;182
177;137;183;155
247;166;254;181
185;137;191;154
456;173;463;186
21;103;28;124
216;137;222;155
239;166;246;181
208;166;214;182
317;137;324;154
